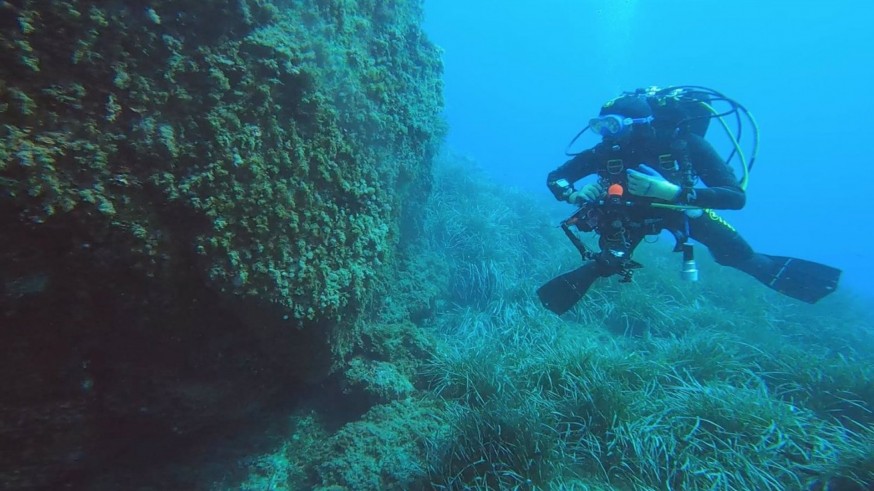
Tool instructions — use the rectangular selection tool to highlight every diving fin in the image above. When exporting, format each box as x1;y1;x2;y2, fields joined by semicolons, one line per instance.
537;262;601;315
761;254;841;304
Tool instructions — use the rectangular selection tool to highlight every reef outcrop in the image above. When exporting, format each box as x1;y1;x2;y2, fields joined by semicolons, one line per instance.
0;0;443;487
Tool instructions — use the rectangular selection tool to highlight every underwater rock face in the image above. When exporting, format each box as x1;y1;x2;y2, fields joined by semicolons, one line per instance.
0;0;443;487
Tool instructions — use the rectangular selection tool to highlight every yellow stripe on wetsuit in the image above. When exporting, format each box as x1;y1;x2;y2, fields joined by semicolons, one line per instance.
703;209;736;232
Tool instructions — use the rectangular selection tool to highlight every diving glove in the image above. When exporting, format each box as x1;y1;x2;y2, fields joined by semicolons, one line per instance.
626;164;681;201
568;182;605;204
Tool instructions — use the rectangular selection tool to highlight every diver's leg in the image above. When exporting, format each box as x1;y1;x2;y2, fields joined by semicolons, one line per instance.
688;210;840;303
687;210;777;283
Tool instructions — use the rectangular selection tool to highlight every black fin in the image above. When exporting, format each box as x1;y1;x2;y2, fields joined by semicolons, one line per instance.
537;263;601;315
763;255;841;304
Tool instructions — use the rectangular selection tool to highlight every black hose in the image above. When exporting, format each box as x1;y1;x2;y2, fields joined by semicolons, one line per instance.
564;125;591;156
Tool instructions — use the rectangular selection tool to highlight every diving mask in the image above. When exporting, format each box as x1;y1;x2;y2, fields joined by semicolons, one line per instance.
589;114;654;139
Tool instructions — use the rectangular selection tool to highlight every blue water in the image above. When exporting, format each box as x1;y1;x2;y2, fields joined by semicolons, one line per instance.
424;0;874;298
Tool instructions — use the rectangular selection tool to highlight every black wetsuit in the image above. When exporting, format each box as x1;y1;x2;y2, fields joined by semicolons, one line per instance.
546;133;774;282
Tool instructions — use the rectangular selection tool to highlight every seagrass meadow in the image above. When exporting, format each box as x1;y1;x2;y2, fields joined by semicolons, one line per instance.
2;1;873;490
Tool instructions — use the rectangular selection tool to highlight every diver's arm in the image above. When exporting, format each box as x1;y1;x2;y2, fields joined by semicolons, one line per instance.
682;135;746;210
546;149;598;201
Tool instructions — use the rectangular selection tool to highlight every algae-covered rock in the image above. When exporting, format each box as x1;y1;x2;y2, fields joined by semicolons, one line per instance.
314;398;448;490
1;0;443;321
0;0;443;487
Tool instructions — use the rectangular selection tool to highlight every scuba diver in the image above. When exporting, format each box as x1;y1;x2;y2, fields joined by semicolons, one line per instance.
538;86;842;315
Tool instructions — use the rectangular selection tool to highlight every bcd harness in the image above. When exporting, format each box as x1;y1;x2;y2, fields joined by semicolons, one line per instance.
559;85;759;282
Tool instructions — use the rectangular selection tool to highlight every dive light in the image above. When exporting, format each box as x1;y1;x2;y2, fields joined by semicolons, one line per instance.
681;243;698;282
